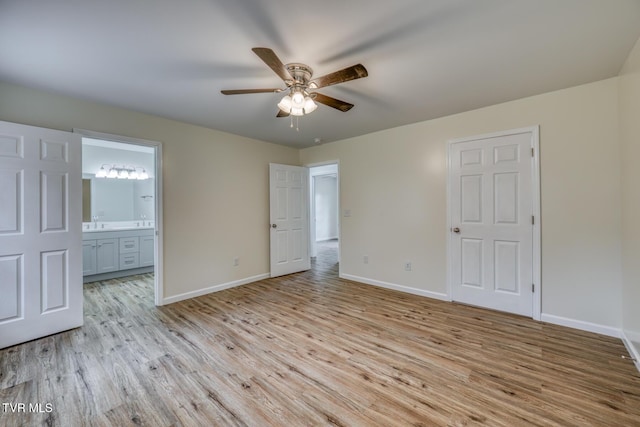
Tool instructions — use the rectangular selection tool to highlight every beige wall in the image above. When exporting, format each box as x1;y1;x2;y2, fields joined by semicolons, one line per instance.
0;82;299;300
0;63;633;333
301;78;623;329
619;37;640;354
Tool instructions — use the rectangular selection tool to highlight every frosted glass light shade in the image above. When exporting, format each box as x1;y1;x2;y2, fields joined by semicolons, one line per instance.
303;97;317;114
290;107;304;116
95;166;107;178
107;168;118;178
138;169;149;180
278;95;292;112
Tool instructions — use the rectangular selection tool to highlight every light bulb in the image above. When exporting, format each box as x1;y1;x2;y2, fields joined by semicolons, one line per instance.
96;166;107;178
291;91;305;108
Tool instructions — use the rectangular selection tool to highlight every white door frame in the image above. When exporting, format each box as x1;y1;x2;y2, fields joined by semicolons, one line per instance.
446;126;541;320
74;129;164;306
306;160;341;271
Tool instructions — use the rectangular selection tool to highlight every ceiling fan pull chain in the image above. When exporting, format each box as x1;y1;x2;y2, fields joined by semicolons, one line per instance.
290;116;294;128
296;116;299;132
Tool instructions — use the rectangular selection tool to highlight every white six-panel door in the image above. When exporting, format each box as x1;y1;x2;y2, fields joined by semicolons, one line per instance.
449;128;539;317
269;163;310;277
0;121;82;349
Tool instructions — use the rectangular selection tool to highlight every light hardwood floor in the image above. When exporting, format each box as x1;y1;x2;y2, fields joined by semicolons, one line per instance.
1;245;640;426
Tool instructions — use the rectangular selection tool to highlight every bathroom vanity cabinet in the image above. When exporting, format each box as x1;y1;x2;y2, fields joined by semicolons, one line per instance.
82;238;118;275
82;228;154;283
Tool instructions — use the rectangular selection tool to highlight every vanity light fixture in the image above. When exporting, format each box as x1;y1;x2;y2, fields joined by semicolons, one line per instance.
95;165;108;178
95;164;150;180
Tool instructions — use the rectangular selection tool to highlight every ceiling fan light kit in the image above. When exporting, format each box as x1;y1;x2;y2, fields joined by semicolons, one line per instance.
221;48;367;126
278;90;317;116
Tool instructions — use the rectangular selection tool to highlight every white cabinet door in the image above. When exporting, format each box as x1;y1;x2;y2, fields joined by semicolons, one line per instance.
139;235;154;267
82;240;97;275
269;163;310;277
96;238;118;273
0;120;82;349
449;128;537;317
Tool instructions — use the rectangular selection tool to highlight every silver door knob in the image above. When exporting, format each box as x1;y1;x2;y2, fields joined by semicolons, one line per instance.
271;224;277;229
452;227;460;233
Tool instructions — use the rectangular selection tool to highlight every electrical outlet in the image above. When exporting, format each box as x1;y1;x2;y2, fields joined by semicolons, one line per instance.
404;261;412;271
363;255;369;264
233;257;239;267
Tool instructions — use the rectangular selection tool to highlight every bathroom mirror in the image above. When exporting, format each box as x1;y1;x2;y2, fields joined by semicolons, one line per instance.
83;174;155;222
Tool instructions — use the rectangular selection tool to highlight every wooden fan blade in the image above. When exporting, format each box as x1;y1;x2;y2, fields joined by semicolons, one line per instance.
312;93;354;112
252;47;293;82
310;64;368;89
276;110;290;118
221;88;282;95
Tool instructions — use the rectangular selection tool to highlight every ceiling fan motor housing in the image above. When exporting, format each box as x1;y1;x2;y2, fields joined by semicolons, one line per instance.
285;63;313;87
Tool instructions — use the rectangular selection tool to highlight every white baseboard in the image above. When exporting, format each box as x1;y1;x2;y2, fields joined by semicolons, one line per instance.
540;313;620;338
162;273;270;305
339;273;450;302
621;330;640;373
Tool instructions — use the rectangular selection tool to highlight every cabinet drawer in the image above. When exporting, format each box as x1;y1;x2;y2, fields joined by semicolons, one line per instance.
119;237;139;253
119;253;139;270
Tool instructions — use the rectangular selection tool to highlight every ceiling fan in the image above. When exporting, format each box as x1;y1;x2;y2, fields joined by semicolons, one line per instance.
221;47;368;118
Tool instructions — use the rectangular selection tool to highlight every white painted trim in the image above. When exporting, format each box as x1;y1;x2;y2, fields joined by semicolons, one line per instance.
162;273;270;305
530;126;541;321
621;330;640;373
154;143;164;306
623;329;640;344
340;273;450;302
74;128;161;147
540;313;620;338
445;140;454;302
446;126;541;320
73;128;165;306
310;175;316;258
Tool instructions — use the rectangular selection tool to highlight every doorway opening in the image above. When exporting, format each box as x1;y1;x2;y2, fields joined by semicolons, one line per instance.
77;129;163;306
309;163;340;273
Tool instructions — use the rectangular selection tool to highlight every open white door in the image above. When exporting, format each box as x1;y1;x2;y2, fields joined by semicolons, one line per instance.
269;163;310;277
0;121;82;349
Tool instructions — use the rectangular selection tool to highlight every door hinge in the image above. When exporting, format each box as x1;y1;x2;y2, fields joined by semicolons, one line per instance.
532;215;535;225
532;284;535;293
531;147;534;157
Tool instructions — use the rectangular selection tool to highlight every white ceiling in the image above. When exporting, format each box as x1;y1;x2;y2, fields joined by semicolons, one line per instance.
1;1;639;148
